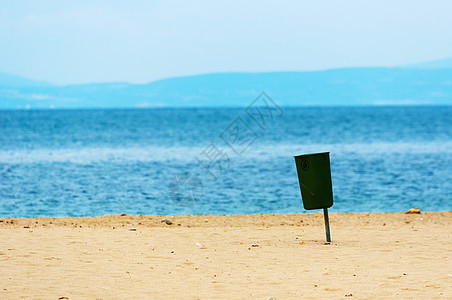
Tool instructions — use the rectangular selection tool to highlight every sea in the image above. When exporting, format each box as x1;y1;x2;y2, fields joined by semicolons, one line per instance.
0;106;451;218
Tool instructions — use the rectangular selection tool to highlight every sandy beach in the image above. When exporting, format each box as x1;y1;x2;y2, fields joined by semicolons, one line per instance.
0;211;451;299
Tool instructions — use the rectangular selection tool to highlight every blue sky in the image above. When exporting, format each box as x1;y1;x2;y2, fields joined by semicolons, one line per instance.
1;0;451;85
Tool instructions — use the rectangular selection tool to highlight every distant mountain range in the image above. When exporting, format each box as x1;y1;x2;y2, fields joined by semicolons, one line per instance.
1;58;451;109
404;57;452;69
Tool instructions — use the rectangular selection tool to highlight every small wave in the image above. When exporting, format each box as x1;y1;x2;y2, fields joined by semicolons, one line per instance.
0;146;204;164
0;141;451;164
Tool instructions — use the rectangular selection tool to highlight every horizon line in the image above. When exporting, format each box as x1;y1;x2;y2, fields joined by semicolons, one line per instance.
2;56;452;87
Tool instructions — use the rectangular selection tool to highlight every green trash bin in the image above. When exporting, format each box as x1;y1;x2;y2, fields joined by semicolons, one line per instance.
294;152;333;210
294;152;334;243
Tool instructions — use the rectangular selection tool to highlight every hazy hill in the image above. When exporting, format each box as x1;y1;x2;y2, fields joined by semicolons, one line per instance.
406;57;452;69
0;72;52;88
0;64;451;109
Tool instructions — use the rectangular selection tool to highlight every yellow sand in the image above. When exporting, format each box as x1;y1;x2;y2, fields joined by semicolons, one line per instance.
1;211;451;299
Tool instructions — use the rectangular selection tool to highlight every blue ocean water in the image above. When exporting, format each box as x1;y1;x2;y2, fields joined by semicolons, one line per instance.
0;106;451;217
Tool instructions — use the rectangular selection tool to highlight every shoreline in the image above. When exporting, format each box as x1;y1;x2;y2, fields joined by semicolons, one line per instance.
0;210;450;228
1;211;451;299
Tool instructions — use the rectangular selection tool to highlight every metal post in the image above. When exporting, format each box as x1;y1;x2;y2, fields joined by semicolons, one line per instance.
323;207;331;243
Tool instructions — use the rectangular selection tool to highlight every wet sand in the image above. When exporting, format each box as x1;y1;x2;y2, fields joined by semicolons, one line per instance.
1;211;451;299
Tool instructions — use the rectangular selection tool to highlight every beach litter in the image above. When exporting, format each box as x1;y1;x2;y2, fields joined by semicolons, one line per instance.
406;207;421;214
196;242;207;249
161;219;173;225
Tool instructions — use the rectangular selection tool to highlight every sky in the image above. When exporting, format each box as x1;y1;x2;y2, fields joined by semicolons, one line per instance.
1;0;452;85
